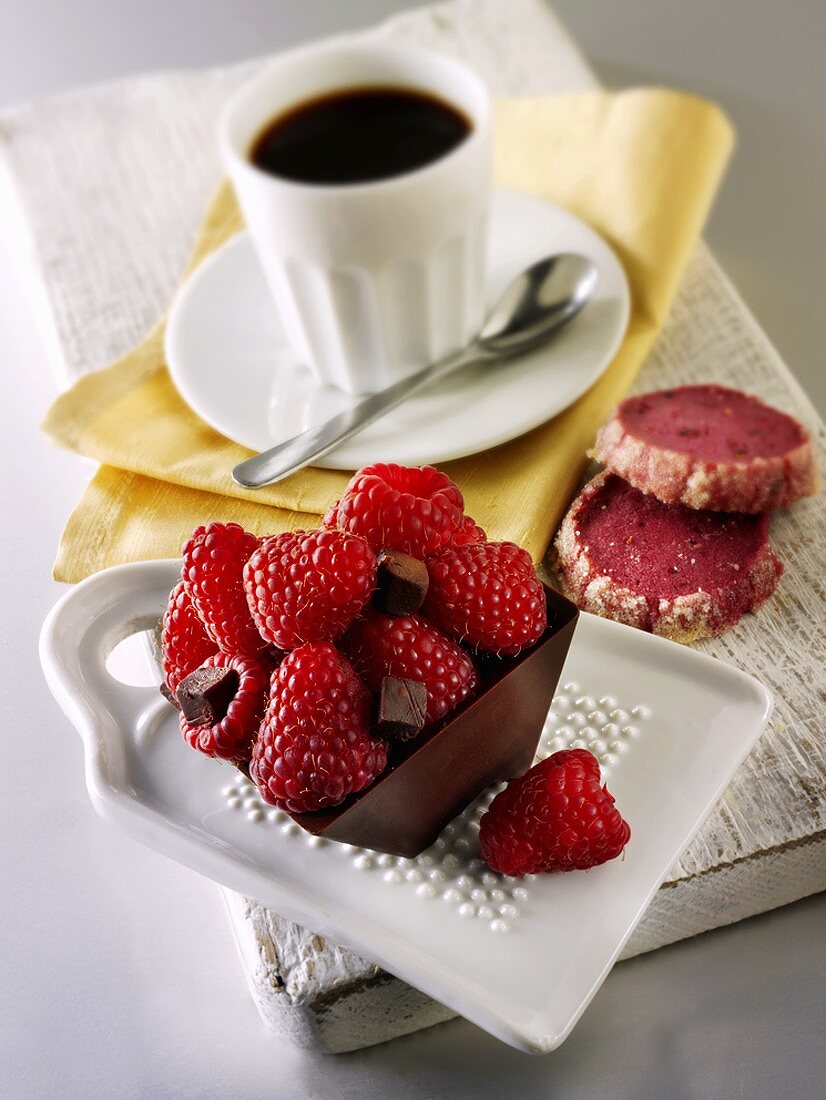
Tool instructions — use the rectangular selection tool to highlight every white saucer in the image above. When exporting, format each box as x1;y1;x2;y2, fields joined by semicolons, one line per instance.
166;188;630;469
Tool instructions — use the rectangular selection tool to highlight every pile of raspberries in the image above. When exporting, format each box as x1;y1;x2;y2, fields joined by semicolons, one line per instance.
162;464;546;802
161;463;630;876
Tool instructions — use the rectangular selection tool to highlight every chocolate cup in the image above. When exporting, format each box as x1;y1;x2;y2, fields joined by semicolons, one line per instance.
289;585;579;858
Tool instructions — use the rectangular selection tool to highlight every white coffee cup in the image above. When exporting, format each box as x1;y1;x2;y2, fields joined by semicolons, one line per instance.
220;42;492;395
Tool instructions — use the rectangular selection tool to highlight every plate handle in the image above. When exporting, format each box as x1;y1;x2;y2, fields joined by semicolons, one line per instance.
40;563;180;764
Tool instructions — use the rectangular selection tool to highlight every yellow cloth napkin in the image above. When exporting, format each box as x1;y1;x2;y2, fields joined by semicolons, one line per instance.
45;89;732;583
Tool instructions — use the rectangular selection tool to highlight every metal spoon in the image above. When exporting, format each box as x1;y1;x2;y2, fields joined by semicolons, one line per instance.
232;253;598;488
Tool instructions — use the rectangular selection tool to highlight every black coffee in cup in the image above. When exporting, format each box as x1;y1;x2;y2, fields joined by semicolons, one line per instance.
249;86;471;186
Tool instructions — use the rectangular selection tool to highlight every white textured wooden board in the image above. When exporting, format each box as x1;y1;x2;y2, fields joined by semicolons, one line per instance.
3;0;823;1052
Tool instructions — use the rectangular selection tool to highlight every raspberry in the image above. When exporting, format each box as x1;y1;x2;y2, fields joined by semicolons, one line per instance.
250;643;387;813
180;652;271;763
425;542;547;655
330;464;464;558
244;529;376;650
451;514;488;548
182;522;265;655
160;580;218;693
322;499;340;529
479;749;631;876
344;609;478;724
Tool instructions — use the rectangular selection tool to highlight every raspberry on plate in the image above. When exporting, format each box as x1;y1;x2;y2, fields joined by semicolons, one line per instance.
425;542;548;656
553;471;783;642
594;384;820;512
250;643;387;813
182;522;265;656
160;580;218;693
179;652;271;763
480;748;630;876
244;529;376;651
344;609;478;724
328;463;464;558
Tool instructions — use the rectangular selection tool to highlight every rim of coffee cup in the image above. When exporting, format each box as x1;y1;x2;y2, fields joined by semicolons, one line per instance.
219;40;492;197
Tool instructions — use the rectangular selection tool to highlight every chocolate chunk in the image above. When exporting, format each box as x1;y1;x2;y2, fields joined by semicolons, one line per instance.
159;681;180;710
373;549;429;616
177;666;239;727
376;676;428;742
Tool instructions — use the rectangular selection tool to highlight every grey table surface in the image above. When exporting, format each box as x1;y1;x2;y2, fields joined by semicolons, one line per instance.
0;2;823;1099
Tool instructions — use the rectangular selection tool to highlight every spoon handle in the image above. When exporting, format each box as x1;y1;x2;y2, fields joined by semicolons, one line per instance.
232;344;479;488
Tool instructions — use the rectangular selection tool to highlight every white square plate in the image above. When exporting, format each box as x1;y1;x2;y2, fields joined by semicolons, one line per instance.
40;560;772;1053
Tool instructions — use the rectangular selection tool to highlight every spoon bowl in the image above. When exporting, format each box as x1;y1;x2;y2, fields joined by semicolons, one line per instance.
479;254;598;356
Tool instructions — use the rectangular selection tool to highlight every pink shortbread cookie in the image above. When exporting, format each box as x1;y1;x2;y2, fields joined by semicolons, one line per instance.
552;472;783;642
593;385;819;512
